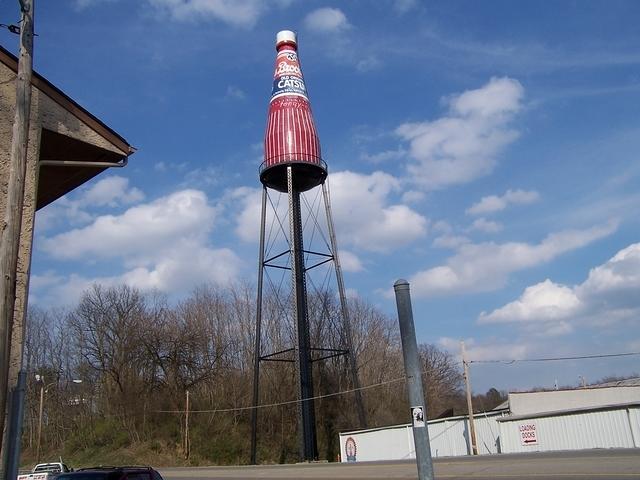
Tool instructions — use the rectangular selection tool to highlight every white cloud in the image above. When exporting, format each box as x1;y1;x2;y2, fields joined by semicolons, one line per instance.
479;279;580;325
401;190;426;203
31;245;240;307
35;176;144;232
469;217;503;233
148;0;269;28
30;273;98;307
231;186;265;243
119;244;240;291
233;171;427;253
182;166;221;188
80;0;291;27
438;336;529;363
396;77;524;190
345;288;360;299
467;189;540;215
36;197;93;232
432;234;469;249
360;147;406;164
34;189;242;305
478;242;640;335
327;171;427;252
577;243;640;310
81;176;145;207
339;250;364;273
408;222;616;297
41;189;216;261
579;243;640;292
304;7;351;33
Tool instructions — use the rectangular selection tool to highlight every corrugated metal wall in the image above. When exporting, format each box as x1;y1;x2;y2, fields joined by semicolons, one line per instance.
339;406;640;462
339;425;414;462
429;413;503;457
474;413;503;454
428;418;468;457
339;412;504;462
629;408;640;447
498;406;640;453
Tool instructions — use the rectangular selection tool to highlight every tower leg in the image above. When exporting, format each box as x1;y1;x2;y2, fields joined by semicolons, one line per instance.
250;186;268;465
287;166;318;461
321;182;367;428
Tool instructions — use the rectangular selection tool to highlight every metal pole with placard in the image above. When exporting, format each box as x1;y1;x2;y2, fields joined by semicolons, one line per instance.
393;279;434;480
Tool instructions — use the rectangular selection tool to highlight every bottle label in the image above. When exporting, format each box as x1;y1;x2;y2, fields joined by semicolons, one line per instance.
271;50;309;101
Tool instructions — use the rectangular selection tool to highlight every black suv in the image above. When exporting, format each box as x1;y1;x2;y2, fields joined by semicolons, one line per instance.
55;466;164;480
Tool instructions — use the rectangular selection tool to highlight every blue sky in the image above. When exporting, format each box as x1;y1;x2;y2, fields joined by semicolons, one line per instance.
2;0;640;393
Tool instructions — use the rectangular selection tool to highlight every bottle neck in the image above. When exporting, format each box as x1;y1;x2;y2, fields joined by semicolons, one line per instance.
276;42;297;52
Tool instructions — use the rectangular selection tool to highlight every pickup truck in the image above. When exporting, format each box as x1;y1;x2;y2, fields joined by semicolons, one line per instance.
17;462;72;480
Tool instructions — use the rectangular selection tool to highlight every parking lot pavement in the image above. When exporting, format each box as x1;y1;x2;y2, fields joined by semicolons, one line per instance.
159;448;640;480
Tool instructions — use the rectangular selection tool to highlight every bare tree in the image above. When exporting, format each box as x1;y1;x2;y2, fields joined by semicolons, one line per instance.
19;281;471;465
419;344;464;418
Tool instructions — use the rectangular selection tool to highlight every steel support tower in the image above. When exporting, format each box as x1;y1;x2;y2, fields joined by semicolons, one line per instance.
249;30;366;463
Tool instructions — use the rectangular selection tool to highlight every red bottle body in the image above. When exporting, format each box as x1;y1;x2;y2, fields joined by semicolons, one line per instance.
264;39;322;167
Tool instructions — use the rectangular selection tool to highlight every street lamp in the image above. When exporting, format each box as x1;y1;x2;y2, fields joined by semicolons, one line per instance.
35;375;82;463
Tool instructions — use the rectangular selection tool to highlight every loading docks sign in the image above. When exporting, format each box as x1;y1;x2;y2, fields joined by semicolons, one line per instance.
519;422;538;446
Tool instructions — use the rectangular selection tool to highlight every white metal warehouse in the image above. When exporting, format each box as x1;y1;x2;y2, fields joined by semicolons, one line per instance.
339;380;640;462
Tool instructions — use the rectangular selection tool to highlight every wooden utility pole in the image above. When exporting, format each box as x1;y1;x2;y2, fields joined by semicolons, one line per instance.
461;341;478;455
0;0;35;447
184;390;190;459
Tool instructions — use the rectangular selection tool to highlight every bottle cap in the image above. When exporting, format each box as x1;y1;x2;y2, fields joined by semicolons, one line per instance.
276;30;297;48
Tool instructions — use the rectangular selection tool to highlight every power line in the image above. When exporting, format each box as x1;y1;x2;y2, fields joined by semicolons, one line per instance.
153;375;406;414
469;351;640;365
76;351;640;417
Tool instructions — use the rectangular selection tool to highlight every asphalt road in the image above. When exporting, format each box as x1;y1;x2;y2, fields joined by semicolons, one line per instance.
159;448;640;479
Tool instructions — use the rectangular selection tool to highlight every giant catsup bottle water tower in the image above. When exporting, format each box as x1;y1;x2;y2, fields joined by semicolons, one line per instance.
250;30;366;463
260;30;326;192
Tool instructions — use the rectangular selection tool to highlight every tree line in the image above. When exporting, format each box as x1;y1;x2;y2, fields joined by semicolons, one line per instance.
21;283;505;466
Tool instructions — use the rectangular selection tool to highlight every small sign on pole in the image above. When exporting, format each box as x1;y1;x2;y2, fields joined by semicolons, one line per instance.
519;422;538;446
411;406;425;428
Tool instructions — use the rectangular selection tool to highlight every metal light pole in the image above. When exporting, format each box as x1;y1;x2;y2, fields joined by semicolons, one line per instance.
393;280;434;480
35;375;81;463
